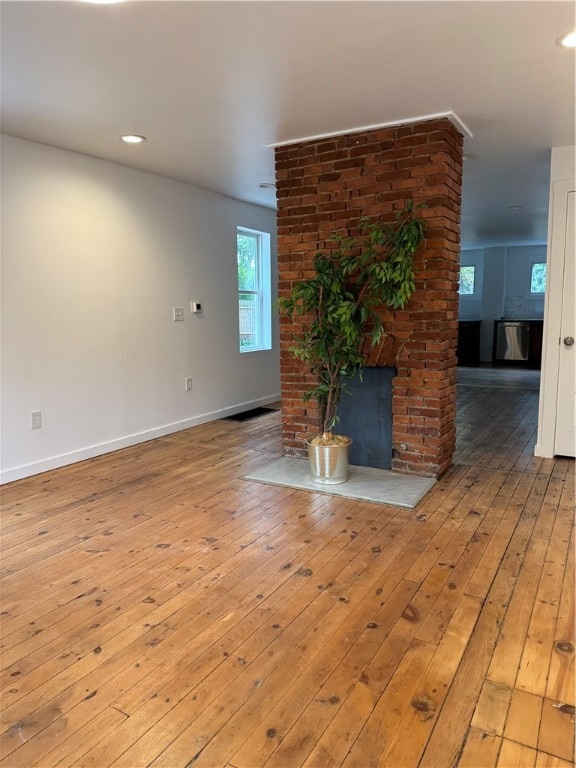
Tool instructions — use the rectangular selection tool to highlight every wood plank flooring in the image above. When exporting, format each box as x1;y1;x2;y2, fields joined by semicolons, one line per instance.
1;369;574;768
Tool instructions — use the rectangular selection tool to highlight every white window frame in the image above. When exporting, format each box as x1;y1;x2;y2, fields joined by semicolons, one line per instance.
237;227;272;353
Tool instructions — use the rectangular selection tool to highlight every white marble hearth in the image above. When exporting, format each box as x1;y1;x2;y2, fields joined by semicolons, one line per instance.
244;457;436;508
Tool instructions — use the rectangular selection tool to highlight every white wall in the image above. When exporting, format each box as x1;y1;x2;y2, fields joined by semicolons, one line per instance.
457;249;483;320
504;245;546;319
1;135;280;483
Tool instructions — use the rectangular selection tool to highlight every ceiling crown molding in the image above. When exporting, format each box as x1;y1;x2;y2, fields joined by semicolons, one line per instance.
267;110;473;148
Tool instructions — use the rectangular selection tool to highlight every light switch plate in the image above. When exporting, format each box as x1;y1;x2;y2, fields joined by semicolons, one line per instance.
173;307;184;321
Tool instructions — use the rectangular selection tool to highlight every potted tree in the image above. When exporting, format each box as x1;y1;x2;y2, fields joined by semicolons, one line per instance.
277;201;426;484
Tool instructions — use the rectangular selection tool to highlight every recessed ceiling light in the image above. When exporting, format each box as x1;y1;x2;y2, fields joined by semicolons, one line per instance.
463;154;478;161
83;0;124;4
507;205;523;210
258;182;276;189
556;30;576;47
120;134;146;144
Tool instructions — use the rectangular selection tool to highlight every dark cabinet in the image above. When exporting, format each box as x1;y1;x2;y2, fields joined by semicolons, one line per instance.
528;321;544;367
457;321;481;365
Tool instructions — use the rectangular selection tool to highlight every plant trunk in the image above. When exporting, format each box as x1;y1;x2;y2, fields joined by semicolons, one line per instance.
323;391;332;435
323;374;336;434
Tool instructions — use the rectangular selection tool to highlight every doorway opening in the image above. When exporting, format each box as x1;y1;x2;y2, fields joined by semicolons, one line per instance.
454;365;541;468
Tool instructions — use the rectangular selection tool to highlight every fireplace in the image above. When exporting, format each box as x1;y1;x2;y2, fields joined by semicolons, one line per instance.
337;367;395;470
275;117;463;478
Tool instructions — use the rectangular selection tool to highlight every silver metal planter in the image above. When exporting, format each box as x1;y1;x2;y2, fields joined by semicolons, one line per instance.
306;438;352;484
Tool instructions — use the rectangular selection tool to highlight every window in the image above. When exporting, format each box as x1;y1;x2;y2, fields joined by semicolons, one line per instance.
459;265;476;295
530;262;546;294
237;227;272;352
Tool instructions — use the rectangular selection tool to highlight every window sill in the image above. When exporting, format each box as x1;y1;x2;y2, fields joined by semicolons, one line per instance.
240;346;272;354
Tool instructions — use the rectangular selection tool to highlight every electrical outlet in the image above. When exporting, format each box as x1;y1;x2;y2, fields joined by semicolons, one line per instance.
185;377;193;391
173;307;184;322
31;410;42;429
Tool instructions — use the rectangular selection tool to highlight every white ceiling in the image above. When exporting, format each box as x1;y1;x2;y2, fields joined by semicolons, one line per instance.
1;1;574;249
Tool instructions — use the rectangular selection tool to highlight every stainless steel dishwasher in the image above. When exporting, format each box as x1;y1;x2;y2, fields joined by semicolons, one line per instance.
495;321;530;361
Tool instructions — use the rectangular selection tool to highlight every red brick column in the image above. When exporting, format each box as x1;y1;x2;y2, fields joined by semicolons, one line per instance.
276;118;463;478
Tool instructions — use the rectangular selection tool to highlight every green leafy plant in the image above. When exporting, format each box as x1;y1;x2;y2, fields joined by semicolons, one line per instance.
277;202;426;441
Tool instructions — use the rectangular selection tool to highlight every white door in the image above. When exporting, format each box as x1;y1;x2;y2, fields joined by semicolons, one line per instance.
554;191;575;457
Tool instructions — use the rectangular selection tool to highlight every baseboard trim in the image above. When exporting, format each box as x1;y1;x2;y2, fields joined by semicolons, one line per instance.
0;394;281;485
533;442;553;459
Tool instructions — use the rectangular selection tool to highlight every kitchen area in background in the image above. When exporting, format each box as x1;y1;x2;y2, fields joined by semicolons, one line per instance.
457;244;546;368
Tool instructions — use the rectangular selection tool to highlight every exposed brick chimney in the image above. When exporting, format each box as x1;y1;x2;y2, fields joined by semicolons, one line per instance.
276;117;463;478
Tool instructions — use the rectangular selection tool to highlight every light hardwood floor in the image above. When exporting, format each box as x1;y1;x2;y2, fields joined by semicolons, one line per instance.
1;369;574;768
